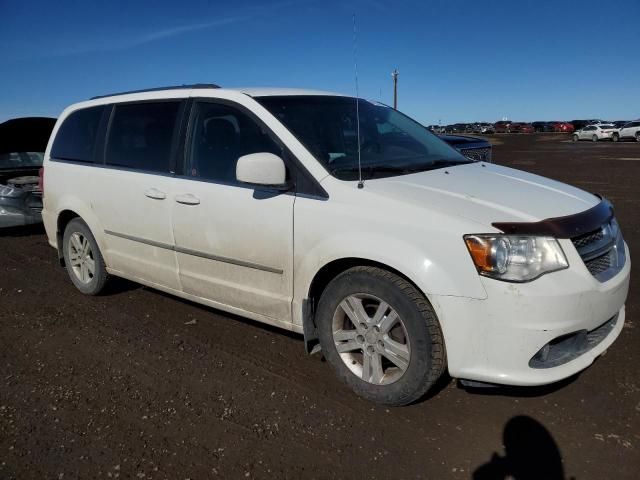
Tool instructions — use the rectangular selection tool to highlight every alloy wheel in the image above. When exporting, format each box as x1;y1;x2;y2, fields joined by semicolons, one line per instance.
68;232;95;284
332;294;410;385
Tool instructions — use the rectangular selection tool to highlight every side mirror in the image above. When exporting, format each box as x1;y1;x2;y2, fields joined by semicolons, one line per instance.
236;152;288;188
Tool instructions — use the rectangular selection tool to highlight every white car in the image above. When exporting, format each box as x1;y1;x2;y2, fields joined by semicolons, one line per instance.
612;120;640;142
573;124;618;142
42;85;630;405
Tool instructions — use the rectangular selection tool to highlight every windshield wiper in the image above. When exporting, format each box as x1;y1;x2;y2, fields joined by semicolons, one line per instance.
330;159;472;177
329;164;411;175
424;159;474;168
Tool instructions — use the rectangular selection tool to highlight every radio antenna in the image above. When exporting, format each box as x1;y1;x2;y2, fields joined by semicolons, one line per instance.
352;13;364;189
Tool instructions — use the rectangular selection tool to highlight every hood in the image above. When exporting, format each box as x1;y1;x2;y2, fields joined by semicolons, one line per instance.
0;117;57;156
364;162;599;229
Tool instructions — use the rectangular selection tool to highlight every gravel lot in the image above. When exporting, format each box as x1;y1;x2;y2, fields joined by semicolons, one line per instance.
1;134;638;479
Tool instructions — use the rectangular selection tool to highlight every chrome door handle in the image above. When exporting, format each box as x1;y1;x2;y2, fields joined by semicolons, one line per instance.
175;193;200;205
144;188;166;200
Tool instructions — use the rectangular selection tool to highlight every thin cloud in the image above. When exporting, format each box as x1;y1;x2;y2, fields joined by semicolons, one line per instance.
49;16;248;57
38;0;305;58
126;16;249;46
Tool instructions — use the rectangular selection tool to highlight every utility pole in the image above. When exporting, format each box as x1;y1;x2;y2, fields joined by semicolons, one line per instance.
392;69;399;109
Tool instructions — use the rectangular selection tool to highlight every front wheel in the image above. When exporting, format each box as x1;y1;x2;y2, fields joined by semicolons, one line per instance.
592;134;598;142
62;218;109;295
572;134;579;142
612;133;619;142
636;132;640;142
316;266;445;406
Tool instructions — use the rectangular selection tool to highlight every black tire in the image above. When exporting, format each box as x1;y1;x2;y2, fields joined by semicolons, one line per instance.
62;218;109;295
572;134;579;142
592;134;598;142
636;132;640;142
316;266;445;406
612;133;619;142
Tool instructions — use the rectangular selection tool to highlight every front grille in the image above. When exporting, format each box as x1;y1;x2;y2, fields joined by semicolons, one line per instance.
571;220;625;282
572;229;603;249
585;254;612;276
458;146;491;162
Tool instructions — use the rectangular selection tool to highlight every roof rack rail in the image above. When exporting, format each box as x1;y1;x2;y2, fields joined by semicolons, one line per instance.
90;83;220;100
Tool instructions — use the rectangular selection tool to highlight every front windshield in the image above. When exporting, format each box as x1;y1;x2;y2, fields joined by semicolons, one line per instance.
0;152;44;169
256;95;471;180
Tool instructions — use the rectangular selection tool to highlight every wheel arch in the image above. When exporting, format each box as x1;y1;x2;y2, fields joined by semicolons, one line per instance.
54;206;106;267
301;257;432;354
56;209;81;266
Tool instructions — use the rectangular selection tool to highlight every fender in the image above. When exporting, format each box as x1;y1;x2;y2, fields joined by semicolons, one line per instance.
292;230;488;327
50;193;109;266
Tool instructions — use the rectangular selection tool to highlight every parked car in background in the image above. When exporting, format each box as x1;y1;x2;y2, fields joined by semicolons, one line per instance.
426;125;446;134
553;122;575;133
42;85;629;406
571;119;605;131
494;121;512;133
0;117;56;228
612;121;640;142
509;122;535;134
439;134;492;162
612;120;631;130
532;121;555;132
445;123;469;134
573;124;618;142
476;123;495;134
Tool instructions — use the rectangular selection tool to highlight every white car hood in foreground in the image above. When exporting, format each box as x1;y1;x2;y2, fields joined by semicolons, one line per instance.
364;162;600;228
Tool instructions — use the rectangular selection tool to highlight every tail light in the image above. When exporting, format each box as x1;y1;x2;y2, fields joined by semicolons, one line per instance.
38;167;44;193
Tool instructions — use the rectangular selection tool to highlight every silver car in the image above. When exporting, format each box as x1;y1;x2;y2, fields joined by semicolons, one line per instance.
0;117;56;228
572;124;617;142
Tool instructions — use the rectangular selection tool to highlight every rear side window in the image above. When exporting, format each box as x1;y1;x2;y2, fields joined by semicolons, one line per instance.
51;106;105;162
105;102;181;173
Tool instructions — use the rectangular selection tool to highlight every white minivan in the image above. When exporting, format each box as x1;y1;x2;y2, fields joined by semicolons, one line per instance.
42;85;630;405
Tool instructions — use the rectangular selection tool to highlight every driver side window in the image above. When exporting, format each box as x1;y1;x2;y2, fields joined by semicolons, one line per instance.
188;102;282;184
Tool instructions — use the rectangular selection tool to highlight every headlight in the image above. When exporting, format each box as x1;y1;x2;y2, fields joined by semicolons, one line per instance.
464;235;568;282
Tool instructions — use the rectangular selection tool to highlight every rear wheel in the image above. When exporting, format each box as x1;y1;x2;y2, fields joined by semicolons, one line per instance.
62;218;109;295
316;266;445;406
612;133;619;142
636;132;640;142
592;134;598;142
572;134;579;142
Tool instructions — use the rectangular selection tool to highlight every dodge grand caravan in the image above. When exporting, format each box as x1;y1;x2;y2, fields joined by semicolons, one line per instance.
42;85;630;405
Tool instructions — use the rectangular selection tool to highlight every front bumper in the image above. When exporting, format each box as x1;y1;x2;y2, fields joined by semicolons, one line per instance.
431;241;630;386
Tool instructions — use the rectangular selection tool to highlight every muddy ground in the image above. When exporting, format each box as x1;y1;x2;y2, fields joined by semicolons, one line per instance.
1;134;638;479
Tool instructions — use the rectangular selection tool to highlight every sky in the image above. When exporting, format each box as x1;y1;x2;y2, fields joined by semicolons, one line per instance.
1;0;638;125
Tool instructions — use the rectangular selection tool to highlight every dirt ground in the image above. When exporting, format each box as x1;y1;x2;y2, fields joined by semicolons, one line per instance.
1;134;638;479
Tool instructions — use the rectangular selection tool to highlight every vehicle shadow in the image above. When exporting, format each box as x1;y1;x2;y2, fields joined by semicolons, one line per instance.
0;223;45;237
473;415;571;480
100;277;142;296
142;286;304;342
458;373;581;398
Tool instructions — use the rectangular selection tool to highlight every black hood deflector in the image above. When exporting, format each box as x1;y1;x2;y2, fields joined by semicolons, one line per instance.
492;197;613;239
